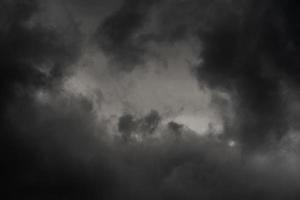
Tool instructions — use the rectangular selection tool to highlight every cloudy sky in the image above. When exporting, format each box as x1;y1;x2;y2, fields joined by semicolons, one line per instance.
1;0;300;199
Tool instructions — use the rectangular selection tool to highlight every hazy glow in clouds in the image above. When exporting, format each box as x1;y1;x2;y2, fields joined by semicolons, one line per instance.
62;39;226;136
173;113;223;135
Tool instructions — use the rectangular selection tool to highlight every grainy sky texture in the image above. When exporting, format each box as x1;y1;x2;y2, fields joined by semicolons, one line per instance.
1;0;300;199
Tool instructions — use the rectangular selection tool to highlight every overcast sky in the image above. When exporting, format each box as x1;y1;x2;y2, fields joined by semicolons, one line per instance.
1;0;300;199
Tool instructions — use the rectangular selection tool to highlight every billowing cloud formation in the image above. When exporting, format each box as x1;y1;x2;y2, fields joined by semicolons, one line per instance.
95;0;160;71
118;110;161;141
5;94;300;199
0;0;82;197
196;0;298;148
96;0;300;148
2;0;300;199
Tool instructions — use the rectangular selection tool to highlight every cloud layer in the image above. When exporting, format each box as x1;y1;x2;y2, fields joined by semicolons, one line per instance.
2;0;300;199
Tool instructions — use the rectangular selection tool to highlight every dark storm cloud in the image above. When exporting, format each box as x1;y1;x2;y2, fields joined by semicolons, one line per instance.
95;0;160;71
95;0;300;149
167;121;184;137
94;0;245;71
0;0;81;107
2;0;300;199
6;94;300;199
0;0;82;144
0;0;83;198
118;110;161;141
196;0;300;148
3;94;117;199
118;113;136;140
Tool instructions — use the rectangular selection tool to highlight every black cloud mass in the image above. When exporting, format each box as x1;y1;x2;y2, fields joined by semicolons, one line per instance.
2;0;300;199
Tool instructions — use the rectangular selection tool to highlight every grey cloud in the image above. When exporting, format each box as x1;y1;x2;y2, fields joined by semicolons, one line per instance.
95;0;161;71
196;0;298;148
94;0;300;149
118;110;161;141
0;0;84;197
2;0;300;199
